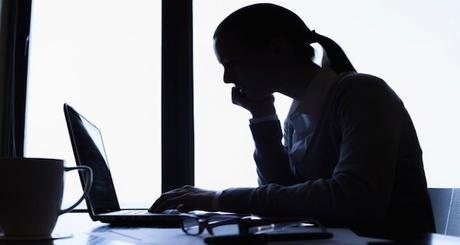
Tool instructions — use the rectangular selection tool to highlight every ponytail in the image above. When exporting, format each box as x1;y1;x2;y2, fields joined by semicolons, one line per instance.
310;31;356;74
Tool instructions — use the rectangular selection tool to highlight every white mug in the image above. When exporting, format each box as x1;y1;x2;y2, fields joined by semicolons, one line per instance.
0;158;92;238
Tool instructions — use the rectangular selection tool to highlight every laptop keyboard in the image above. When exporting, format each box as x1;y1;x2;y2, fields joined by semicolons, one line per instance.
117;210;151;215
103;209;180;216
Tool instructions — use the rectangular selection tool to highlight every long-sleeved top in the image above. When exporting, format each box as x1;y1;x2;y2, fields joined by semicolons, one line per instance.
217;68;435;236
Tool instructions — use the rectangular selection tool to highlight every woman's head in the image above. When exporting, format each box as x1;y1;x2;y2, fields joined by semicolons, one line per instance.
213;3;355;98
214;3;315;63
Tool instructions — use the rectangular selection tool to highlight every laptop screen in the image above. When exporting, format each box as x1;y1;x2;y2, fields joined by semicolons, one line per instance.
64;104;120;214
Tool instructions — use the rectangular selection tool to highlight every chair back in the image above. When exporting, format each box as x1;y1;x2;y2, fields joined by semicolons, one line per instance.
428;188;460;236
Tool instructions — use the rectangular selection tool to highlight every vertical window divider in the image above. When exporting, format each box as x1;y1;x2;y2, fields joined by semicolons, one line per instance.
161;0;194;192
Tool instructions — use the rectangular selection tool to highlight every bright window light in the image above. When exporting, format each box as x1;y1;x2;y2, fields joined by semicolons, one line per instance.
25;0;161;208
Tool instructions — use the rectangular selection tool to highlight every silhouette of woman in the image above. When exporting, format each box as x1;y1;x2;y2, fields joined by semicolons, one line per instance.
150;3;435;237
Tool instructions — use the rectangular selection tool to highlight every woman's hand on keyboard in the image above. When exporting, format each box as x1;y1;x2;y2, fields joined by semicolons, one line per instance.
149;185;219;213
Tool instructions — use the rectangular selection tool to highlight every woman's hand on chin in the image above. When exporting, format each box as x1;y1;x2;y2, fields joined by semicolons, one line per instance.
231;86;276;118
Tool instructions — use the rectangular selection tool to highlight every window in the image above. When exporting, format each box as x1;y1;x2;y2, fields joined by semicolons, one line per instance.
194;0;460;189
24;1;460;205
25;0;161;207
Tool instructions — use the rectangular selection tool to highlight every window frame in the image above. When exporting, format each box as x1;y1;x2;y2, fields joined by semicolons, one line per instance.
161;0;195;192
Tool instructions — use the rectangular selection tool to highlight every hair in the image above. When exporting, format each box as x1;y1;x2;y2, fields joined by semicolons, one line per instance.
214;3;356;74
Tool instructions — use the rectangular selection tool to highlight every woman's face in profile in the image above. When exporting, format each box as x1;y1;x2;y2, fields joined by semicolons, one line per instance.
213;34;280;99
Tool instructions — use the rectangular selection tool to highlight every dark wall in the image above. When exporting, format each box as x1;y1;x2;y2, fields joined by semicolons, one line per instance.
0;0;31;157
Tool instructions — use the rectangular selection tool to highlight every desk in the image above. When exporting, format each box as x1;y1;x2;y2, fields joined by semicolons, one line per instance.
1;213;460;244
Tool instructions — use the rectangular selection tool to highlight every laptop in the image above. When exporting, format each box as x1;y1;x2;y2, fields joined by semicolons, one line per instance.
63;103;182;227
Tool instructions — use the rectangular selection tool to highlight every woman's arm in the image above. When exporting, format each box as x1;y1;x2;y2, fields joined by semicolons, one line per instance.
250;119;296;186
230;86;296;186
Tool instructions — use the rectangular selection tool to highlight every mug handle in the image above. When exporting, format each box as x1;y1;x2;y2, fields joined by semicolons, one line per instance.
59;166;93;215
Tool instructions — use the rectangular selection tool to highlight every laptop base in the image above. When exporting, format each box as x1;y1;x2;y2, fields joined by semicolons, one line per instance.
98;216;181;228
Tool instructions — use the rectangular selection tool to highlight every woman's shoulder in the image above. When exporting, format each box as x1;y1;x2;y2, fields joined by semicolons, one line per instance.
338;72;386;88
330;72;403;113
335;72;398;98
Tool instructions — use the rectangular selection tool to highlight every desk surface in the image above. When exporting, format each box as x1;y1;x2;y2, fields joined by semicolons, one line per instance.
1;212;460;244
